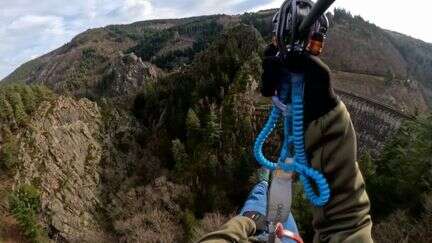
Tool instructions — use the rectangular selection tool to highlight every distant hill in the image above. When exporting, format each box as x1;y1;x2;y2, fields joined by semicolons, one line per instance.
2;9;431;113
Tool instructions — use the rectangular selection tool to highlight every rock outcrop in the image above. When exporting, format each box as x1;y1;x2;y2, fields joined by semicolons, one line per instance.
8;94;188;242
109;176;189;242
101;52;160;97
14;96;105;241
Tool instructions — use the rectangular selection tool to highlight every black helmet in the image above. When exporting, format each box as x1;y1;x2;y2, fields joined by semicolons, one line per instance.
275;0;329;54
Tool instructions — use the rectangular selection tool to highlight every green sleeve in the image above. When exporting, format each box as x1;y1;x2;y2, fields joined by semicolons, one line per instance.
197;216;256;243
305;101;373;243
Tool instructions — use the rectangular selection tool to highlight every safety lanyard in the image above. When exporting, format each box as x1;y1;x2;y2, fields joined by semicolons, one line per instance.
253;72;330;242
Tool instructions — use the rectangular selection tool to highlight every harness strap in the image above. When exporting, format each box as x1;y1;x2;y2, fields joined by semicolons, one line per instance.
267;169;293;224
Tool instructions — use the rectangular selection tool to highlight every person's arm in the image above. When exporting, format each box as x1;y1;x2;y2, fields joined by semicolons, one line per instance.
198;181;300;243
305;101;373;243
197;182;266;243
197;216;256;243
278;53;373;242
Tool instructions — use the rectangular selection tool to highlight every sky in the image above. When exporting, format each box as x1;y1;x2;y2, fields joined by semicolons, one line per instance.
0;0;431;80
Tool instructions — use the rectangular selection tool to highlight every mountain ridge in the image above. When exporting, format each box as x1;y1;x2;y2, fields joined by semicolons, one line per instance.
1;9;431;113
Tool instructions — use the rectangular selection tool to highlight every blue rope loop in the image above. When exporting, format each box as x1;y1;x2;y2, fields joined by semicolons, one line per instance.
253;72;330;207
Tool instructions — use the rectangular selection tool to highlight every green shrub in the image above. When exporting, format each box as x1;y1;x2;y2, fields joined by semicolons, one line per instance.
0;84;54;126
0;85;54;172
368;114;432;218
0;125;18;171
373;193;432;242
9;184;45;242
79;48;106;71
186;109;201;140
0;137;19;171
9;92;28;125
31;85;55;104
172;139;189;173
82;47;97;59
205;107;221;147
19;85;37;113
182;210;198;242
153;48;196;70
0;93;14;121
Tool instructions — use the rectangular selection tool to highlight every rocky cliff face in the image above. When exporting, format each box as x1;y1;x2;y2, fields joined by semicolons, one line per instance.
101;52;160;97
109;176;189;242
4;92;191;242
14;97;105;241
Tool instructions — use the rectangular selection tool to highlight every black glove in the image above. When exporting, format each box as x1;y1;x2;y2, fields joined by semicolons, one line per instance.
261;44;281;97
260;50;338;125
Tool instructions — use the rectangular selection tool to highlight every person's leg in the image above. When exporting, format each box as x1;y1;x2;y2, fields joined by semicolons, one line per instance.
240;176;301;243
240;181;268;216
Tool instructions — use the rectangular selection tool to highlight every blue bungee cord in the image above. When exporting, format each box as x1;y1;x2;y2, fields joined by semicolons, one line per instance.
254;72;330;207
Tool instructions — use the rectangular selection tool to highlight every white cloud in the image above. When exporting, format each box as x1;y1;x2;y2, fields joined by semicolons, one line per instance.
0;13;70;79
250;0;281;11
124;0;154;19
0;0;158;80
253;0;432;43
8;15;65;35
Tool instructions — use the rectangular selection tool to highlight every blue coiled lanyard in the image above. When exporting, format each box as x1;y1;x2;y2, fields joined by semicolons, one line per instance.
254;72;330;207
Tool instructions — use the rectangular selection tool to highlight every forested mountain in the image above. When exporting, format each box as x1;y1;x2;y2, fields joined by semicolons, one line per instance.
2;9;432;112
0;8;431;243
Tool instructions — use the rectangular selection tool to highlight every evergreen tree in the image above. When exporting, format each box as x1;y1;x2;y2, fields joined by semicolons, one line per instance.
172;139;189;173
20;85;37;113
205;106;221;147
9;184;44;242
32;85;54;103
0;138;18;170
186;109;200;140
9;92;28;125
0;125;18;171
368;114;432;217
0;93;14;121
